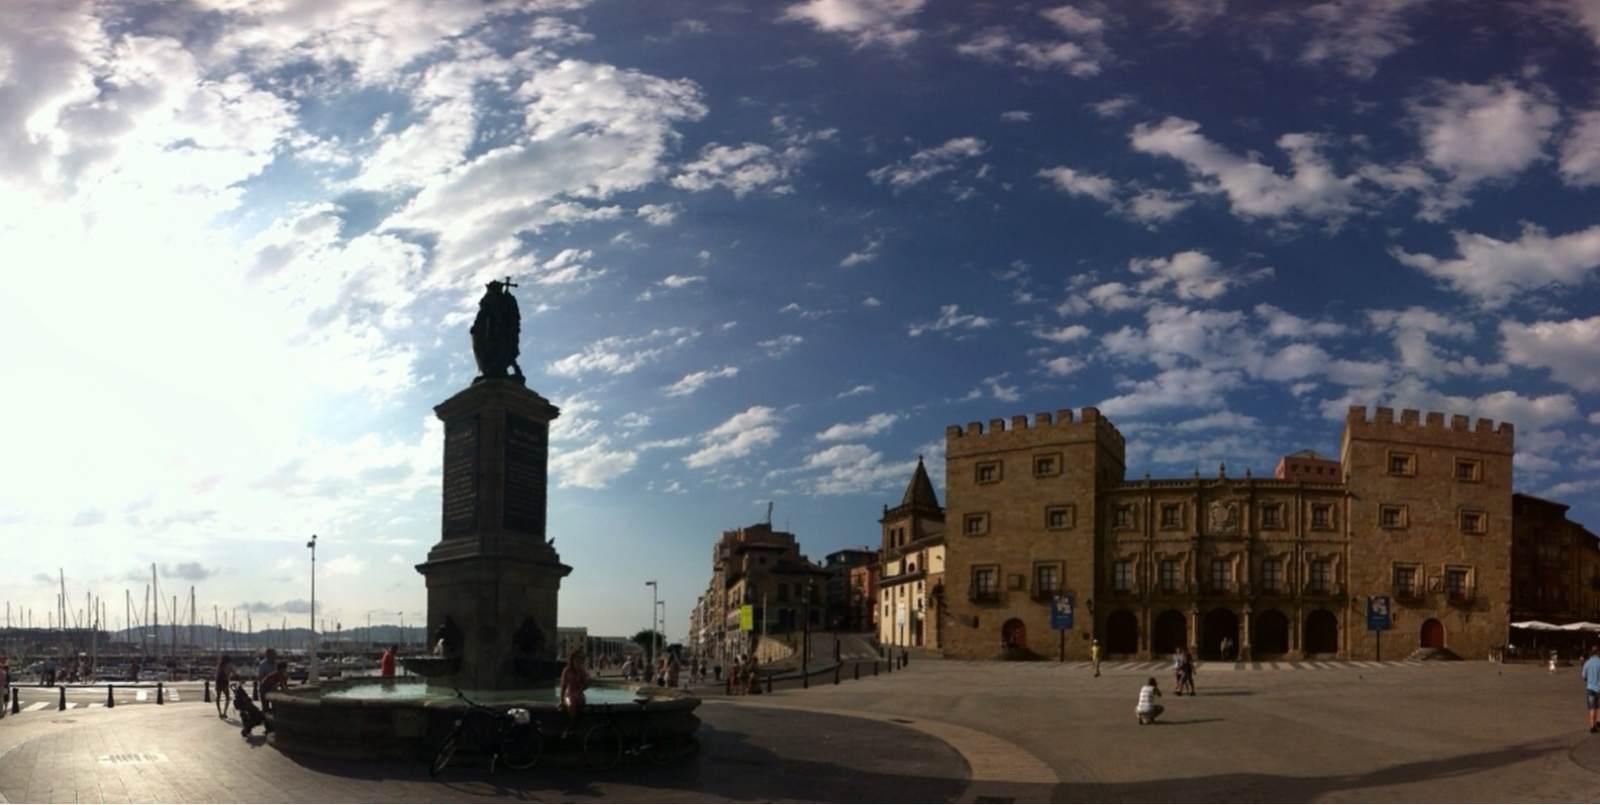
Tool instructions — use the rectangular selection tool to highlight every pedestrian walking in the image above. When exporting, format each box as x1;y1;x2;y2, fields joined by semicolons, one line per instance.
0;658;9;719
1136;677;1164;725
1583;646;1600;734
1179;649;1197;696
1090;639;1102;677
379;645;397;679
1221;636;1233;662
1172;650;1184;692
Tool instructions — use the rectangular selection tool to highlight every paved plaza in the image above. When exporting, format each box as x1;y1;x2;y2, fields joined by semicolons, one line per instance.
2;659;1599;802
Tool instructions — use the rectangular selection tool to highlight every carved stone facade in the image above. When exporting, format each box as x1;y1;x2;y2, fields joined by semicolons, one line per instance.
941;405;1514;662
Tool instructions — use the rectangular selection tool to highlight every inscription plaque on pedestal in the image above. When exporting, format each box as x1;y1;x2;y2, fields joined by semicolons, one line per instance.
441;416;479;538
504;413;548;536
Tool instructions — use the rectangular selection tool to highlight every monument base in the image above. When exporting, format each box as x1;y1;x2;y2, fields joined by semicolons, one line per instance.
417;552;571;690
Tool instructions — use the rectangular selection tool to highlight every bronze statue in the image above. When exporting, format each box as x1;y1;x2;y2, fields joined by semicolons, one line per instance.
470;278;524;383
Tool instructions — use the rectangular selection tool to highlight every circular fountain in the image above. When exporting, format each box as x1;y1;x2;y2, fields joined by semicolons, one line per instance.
269;280;700;763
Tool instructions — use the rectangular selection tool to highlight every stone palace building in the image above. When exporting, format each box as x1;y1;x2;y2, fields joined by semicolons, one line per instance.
935;405;1514;662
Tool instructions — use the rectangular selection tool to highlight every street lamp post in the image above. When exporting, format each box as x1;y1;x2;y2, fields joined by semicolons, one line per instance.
645;580;658;678
306;535;318;684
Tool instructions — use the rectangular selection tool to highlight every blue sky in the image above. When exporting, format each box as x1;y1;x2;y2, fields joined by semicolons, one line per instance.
3;0;1600;640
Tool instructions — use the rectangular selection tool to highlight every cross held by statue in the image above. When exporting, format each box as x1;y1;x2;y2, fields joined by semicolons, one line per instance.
500;276;518;289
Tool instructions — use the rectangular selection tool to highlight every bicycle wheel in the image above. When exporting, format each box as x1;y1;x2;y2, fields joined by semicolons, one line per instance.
498;728;543;771
429;730;462;778
582;722;623;770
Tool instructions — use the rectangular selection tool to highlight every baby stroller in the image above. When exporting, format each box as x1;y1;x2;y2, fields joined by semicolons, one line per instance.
233;683;270;737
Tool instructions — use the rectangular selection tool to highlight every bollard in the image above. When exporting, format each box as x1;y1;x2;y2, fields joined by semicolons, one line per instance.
10;688;17;714
58;686;66;711
854;663;860;681
802;666;809;690
765;673;773;694
902;651;908;668
157;683;164;705
107;685;115;708
874;661;879;677
834;664;841;685
252;680;259;701
204;680;211;704
725;676;732;695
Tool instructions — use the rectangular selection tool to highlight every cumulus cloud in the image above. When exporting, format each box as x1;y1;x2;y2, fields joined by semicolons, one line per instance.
780;0;925;49
908;305;993;337
637;203;682;226
1390;223;1600;307
1131;118;1362;222
1298;0;1427;79
672;141;809;197
757;334;805;357
1037;166;1117;202
657;274;706;288
551;438;638;488
1254;304;1348;338
663;366;739;397
1559;109;1600;187
837;384;875;398
684;406;782;469
1001;110;1033;122
817;413;899;441
1128;250;1259;301
1032;325;1091;343
1100;367;1244;417
1403;79;1560;218
840;234;884;267
1367;307;1506;379
956;6;1110;76
1501;317;1600;392
868;137;986;188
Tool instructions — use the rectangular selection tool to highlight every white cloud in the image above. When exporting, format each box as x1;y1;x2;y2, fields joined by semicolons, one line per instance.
1124;189;1193;224
533;248;606;285
1405;80;1560;218
1559;109;1600;188
1001;110;1033;123
780;0;925;49
984;373;1021;402
672;141;806;197
863;296;882;308
1158;0;1227;31
663;366;739;397
547;328;699;377
1100;367;1243;417
1130;118;1362;221
551;438;638;489
658;274;706;288
1089;95;1135;118
837;384;875;398
792;443;922;496
1043;356;1086;376
1174;411;1260;431
1037;166;1117;202
1086;282;1143;312
758;334;805;357
1128;250;1246;301
637;203;682;226
908;304;994;336
1501;317;1600;392
1367;307;1506;379
817;413;899;441
1254;304;1348;338
1299;0;1427;79
1390;223;1600;307
779;302;836;320
1033;325;1091;343
840;234;884;267
868;137;986;188
684;406;782;469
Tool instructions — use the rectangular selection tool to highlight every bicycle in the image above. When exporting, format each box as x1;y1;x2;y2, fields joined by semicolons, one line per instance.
579;703;699;770
429;690;541;777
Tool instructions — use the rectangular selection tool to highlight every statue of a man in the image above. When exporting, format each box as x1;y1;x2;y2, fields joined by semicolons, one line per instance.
470;279;524;383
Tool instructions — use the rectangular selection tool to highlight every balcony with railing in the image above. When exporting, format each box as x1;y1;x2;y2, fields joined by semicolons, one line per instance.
969;587;1001;604
1393;582;1425;603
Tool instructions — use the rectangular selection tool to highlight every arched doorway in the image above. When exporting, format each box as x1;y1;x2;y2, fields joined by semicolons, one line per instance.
1152;610;1187;655
1304;609;1338;655
1106;610;1139;655
1254;610;1290;656
1202;608;1239;659
1001;618;1027;651
1420;618;1445;649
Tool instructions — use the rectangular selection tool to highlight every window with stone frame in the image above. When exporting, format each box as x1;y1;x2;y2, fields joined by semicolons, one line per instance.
1446;567;1471;600
1046;505;1074;530
1209;558;1231;592
1159;559;1180;592
1393;565;1419;597
1387;450;1416;476
1034;563;1061;598
1112;560;1133;592
970;566;999;602
1311;503;1332;529
1459;509;1486;535
1160;503;1182;529
1380;504;1408;529
1261;559;1282;593
1262;503;1284;529
1114;504;1135;529
964;512;989;536
1456;458;1482;482
1309;559;1331;593
1033;453;1061;478
976;461;1001;484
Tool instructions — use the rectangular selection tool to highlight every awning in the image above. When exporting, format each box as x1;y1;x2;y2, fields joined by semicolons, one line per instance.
1511;621;1561;630
1560;622;1600;632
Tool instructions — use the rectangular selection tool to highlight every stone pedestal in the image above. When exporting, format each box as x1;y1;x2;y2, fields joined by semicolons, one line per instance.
415;379;570;690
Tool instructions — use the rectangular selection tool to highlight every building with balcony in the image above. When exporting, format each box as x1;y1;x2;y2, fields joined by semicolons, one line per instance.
1511;493;1600;624
695;522;829;663
942;405;1514;662
824;548;880;632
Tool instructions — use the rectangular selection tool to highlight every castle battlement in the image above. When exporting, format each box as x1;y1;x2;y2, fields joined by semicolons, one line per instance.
945;406;1126;451
1344;405;1514;452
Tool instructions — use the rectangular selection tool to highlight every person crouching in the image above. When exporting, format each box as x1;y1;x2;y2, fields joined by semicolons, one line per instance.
1136;677;1164;725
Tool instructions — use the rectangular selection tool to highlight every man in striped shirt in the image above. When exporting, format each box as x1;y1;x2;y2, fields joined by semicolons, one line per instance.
1137;677;1164;725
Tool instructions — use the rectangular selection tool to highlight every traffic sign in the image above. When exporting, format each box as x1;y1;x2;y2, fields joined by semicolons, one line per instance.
1051;594;1075;630
1367;596;1391;632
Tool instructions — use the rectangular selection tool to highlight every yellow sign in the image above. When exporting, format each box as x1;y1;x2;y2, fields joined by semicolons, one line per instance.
739;604;754;632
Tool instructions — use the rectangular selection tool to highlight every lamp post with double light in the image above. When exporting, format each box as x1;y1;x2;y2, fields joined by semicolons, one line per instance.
307;535;319;683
